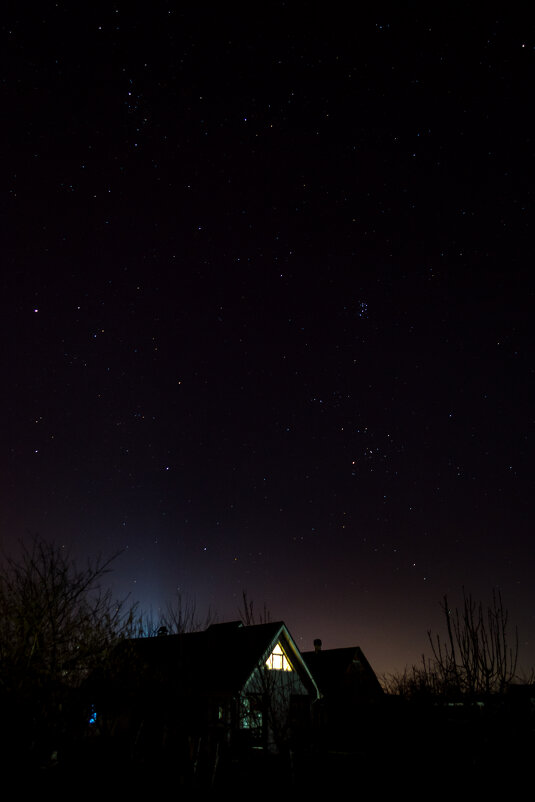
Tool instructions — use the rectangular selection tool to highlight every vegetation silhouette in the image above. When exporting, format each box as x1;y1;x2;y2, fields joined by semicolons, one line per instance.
0;535;139;769
384;589;525;701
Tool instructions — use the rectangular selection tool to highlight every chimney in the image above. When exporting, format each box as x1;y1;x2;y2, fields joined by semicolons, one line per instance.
313;638;322;653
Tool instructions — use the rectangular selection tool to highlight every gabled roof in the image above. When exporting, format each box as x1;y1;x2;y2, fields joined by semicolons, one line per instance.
101;620;319;701
302;646;383;698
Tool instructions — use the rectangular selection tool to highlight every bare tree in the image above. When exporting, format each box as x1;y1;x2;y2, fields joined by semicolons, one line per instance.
381;656;444;700
427;589;519;698
138;591;215;637
383;591;522;703
0;536;140;764
159;591;214;634
238;589;271;626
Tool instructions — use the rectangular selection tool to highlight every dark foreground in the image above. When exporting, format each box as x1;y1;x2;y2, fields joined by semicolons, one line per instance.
6;698;533;796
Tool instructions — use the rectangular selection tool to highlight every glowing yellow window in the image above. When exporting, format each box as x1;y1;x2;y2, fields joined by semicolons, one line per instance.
265;642;293;671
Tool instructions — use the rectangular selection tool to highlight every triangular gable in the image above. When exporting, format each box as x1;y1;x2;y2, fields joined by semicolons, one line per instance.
302;645;383;698
265;641;293;671
254;623;320;698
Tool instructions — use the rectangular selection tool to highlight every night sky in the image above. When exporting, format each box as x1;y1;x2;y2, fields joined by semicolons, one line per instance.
2;5;534;676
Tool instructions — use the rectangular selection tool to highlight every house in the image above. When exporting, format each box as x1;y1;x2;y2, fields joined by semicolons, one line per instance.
302;639;383;747
302;638;383;701
88;620;320;777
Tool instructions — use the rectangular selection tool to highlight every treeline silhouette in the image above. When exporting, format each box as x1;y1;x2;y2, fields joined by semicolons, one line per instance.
0;537;532;791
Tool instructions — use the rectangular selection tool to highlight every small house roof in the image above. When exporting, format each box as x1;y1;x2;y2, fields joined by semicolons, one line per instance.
302;646;383;698
100;620;319;702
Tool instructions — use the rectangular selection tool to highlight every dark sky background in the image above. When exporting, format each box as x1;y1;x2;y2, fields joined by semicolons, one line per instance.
2;4;534;676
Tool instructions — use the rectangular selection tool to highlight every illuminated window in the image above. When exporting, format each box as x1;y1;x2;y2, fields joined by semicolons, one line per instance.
265;642;293;671
240;696;263;729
